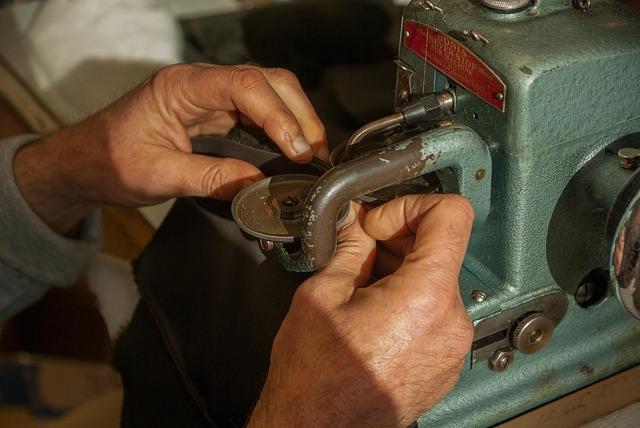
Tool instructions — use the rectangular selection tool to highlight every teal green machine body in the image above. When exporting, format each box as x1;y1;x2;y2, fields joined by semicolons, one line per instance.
392;0;640;426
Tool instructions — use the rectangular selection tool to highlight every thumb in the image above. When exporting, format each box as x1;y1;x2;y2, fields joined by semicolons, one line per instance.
159;152;264;200
310;202;376;303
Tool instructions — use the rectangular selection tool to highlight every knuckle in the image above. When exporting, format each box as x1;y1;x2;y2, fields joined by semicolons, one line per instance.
151;64;188;87
229;67;268;91
198;163;228;196
266;109;298;132
146;64;196;112
266;67;299;86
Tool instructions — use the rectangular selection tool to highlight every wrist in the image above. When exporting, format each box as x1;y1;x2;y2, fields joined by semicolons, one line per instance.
13;130;98;236
247;377;355;428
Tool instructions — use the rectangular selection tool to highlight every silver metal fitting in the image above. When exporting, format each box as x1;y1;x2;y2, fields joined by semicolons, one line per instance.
481;0;531;12
618;147;640;169
510;313;554;355
400;89;455;126
421;0;443;12
259;239;275;252
471;290;487;302
489;348;515;372
572;0;591;10
462;30;490;44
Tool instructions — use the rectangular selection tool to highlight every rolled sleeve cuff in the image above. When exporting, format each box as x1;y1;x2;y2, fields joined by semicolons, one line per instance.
0;135;101;311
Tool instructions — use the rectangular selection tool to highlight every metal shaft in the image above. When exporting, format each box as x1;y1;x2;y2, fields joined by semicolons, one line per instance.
343;90;455;159
292;124;491;270
343;112;404;159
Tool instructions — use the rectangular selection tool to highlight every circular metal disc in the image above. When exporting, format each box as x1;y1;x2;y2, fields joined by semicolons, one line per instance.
232;174;318;243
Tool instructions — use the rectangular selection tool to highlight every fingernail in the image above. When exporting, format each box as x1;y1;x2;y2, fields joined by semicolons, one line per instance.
292;135;312;157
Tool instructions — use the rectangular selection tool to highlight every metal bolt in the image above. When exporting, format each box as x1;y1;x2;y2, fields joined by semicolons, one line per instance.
404;29;411;38
259;239;275;252
281;195;299;207
495;92;504;101
489;348;514;372
421;0;443;12
481;0;531;12
399;90;410;103
572;0;591;10
475;169;486;181
462;30;489;44
618;148;640;169
511;313;554;354
471;290;487;302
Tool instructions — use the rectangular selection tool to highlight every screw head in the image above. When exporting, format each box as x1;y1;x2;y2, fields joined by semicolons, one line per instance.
471;290;487;302
475;169;486;181
404;29;411;38
618;148;640;170
489;348;514;372
281;195;299;207
495;92;504;101
572;0;591;10
259;239;275;252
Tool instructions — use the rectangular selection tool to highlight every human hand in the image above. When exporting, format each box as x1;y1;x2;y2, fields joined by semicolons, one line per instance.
13;64;327;234
249;194;474;427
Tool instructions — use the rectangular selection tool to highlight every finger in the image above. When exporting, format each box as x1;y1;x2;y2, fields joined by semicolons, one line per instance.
186;111;238;137
404;195;474;273
313;202;376;301
163;64;315;162
363;194;446;241
153;151;264;200
257;67;329;159
380;235;415;257
364;194;474;287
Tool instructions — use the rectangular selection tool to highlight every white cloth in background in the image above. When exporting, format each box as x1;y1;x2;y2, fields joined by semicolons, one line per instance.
0;0;182;124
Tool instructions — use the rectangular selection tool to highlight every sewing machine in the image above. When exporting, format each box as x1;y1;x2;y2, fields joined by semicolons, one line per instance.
228;0;640;425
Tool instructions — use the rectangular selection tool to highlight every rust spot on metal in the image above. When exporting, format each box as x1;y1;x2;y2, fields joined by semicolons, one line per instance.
475;168;486;181
579;364;595;376
519;66;533;75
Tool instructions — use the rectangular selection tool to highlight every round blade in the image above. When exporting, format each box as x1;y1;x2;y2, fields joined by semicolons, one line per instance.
232;174;318;243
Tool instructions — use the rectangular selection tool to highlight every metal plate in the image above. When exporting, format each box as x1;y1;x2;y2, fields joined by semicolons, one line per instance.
471;291;568;363
232;174;318;243
403;21;507;112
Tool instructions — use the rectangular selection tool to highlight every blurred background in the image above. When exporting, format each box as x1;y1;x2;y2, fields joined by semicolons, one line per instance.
0;0;405;426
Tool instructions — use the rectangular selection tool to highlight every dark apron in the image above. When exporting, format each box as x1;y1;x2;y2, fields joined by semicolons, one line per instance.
115;131;315;427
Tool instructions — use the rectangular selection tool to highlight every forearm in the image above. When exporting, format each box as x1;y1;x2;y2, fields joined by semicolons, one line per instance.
13;126;99;236
0;135;101;319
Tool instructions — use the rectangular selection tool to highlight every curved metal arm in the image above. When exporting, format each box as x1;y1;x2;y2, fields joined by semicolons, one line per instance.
280;124;491;272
